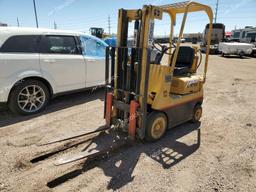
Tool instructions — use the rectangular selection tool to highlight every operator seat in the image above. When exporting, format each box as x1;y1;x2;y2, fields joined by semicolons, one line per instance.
172;46;195;76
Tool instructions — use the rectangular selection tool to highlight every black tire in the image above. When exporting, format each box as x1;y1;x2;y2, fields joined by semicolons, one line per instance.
239;52;244;58
191;104;202;123
221;52;225;57
145;111;167;142
8;79;50;115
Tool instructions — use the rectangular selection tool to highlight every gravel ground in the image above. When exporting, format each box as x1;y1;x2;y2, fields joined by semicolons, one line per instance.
0;54;256;192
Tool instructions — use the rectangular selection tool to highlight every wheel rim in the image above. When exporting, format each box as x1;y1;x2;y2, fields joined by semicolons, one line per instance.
17;85;46;113
194;108;202;121
151;117;166;139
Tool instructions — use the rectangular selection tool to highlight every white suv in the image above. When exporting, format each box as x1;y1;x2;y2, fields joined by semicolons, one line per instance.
0;27;107;115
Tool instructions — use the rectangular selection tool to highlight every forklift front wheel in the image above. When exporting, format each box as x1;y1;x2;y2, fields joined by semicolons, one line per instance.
146;112;167;142
191;105;202;123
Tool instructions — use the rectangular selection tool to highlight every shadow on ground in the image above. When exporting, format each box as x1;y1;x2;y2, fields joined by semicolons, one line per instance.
219;55;251;59
47;122;201;191
0;88;105;128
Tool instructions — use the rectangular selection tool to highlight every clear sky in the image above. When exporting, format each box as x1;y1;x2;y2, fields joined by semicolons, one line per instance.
0;0;255;36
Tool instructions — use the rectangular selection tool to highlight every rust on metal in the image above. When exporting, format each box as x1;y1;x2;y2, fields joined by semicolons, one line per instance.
105;92;113;127
128;100;139;139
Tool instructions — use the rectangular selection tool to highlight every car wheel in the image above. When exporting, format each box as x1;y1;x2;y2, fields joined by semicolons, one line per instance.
239;51;245;58
191;104;202;123
145;111;167;142
8;80;50;115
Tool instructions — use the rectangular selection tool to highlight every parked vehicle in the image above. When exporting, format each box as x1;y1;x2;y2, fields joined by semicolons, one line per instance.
201;23;225;54
218;42;254;57
180;38;186;43
225;31;232;41
230;29;242;42
90;27;105;38
245;31;256;44
231;26;256;43
0;27;108;115
245;31;256;56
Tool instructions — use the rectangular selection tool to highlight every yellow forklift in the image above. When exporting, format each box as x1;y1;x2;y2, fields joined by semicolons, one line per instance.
104;1;213;141
32;1;213;165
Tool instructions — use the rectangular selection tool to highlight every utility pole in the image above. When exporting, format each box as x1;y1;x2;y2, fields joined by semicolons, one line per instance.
17;17;20;27
54;21;57;29
108;15;111;35
214;0;219;23
33;0;39;28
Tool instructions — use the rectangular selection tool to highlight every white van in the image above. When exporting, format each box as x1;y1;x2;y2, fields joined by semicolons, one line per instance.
0;27;108;115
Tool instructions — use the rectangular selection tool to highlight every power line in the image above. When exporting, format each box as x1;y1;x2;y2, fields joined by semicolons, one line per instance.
57;18;108;27
57;17;107;25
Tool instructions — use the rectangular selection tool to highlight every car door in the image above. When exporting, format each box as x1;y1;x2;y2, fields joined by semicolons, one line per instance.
39;35;86;93
80;35;106;87
0;35;41;102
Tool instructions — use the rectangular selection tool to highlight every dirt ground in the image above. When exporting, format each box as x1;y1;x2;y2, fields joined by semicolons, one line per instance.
0;54;256;192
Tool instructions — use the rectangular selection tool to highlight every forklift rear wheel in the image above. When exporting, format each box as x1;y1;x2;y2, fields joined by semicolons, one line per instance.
146;112;167;141
191;105;202;123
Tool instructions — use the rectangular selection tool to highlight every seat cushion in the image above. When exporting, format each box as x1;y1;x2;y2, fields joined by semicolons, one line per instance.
173;66;190;76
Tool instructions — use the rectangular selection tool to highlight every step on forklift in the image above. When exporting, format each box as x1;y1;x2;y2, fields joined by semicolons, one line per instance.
32;1;213;165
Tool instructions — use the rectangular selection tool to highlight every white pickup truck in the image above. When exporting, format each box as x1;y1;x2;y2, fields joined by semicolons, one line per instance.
218;42;254;57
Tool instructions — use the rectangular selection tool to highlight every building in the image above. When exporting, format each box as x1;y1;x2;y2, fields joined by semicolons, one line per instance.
183;33;203;42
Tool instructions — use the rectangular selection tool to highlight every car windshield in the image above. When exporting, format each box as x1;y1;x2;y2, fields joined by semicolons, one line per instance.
80;35;107;57
246;33;256;41
233;32;240;38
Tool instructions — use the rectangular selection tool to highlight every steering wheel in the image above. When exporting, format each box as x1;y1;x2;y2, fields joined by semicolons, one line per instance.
196;48;203;69
152;41;176;55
